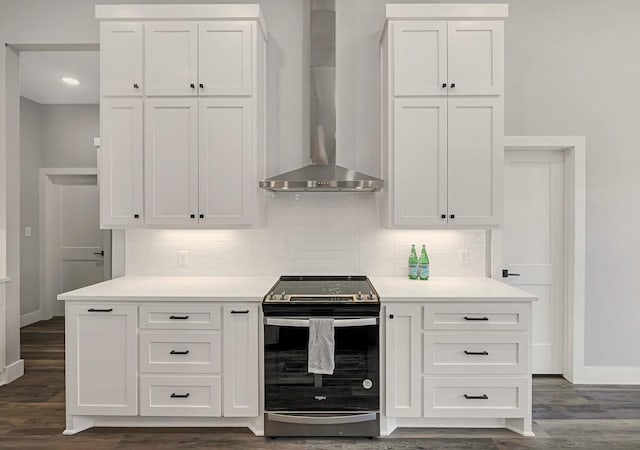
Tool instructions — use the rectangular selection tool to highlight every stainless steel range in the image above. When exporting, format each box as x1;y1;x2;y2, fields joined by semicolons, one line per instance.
263;276;380;437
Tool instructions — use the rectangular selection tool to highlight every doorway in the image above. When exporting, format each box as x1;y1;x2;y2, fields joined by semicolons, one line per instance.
491;136;586;383
40;170;111;319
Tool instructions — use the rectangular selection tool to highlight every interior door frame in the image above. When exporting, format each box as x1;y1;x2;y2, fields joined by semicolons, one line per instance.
39;168;111;321
490;136;586;383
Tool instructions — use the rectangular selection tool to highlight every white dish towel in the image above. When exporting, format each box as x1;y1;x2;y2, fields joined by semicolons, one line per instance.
308;318;335;375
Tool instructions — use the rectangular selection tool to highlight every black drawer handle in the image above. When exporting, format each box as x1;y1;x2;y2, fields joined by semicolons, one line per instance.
170;393;190;398
88;308;113;312
464;350;489;356
231;310;249;314
170;350;190;355
389;314;394;319
464;316;489;321
169;315;189;320
464;394;488;400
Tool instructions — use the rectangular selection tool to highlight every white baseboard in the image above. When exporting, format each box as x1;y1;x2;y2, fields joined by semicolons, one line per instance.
1;359;25;385
578;366;640;384
20;309;42;327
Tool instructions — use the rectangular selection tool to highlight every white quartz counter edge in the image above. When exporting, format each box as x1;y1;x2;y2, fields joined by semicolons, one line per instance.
370;277;537;302
57;276;279;302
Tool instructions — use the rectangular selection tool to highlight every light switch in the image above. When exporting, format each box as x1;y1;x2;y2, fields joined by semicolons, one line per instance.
458;249;469;265
24;227;32;237
178;250;189;267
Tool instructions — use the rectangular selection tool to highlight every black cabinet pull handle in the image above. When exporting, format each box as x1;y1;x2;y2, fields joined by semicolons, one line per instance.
199;214;204;219
190;214;195;219
441;214;446;219
199;83;204;89
450;214;455;219
170;350;190;355
88;308;113;312
169;315;189;320
134;214;140;219
133;83;139;89
441;82;447;88
464;316;489;321
170;393;190;398
464;350;489;356
231;310;249;314
389;314;394;319
93;251;105;256
190;83;195;89
450;83;456;88
464;394;488;400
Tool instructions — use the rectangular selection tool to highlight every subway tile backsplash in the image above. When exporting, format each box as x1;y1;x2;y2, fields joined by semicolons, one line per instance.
126;193;487;277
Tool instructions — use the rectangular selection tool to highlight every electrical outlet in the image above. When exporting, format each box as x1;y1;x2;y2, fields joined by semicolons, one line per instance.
177;250;189;267
458;249;469;265
24;227;32;237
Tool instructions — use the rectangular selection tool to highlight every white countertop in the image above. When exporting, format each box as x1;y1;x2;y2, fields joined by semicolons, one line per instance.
370;277;536;302
57;276;279;302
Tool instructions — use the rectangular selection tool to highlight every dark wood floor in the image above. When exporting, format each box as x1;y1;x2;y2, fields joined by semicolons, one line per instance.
1;317;639;449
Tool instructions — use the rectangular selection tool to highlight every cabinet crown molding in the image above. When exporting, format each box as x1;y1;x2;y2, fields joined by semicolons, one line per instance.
385;3;508;21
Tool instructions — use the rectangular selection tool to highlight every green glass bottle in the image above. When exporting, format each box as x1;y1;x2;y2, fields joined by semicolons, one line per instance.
408;245;419;280
419;244;430;280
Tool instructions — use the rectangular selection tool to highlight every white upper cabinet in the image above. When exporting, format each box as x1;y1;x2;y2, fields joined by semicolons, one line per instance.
447;21;503;96
199;22;253;96
393;21;447;96
199;98;254;225
145;22;199;96
100;98;144;226
100;22;143;96
392;97;447;226
144;98;199;225
447;97;503;226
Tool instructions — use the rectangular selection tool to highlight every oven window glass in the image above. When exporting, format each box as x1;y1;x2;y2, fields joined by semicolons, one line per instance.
264;323;379;412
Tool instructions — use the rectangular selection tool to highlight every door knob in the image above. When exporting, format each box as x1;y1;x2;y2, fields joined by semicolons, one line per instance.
502;269;521;278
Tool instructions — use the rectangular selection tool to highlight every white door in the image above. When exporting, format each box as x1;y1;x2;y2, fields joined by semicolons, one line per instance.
501;150;565;374
199;97;253;225
100;98;143;226
45;174;111;317
447;21;503;96
447;97;503;226
144;98;199;225
385;304;421;417
145;22;198;96
392;21;448;96
199;21;253;96
100;22;143;96
392;97;447;227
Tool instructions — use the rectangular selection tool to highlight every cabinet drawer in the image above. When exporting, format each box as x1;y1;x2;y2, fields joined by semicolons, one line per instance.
139;304;221;330
423;332;529;375
423;303;529;331
423;377;528;418
140;375;221;417
139;331;221;373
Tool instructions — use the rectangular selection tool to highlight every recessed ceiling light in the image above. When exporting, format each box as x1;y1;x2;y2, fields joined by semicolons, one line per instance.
61;77;80;86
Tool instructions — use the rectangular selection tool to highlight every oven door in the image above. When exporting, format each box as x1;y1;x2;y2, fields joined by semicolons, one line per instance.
264;317;379;412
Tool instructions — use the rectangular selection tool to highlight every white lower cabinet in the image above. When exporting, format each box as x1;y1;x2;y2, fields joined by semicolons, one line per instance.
385;301;532;433
66;301;260;427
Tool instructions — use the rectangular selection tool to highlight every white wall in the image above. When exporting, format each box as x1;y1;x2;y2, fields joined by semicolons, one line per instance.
41;104;99;168
19;97;42;318
1;0;639;371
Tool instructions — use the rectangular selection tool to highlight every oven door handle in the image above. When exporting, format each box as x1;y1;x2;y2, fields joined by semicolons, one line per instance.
266;412;377;425
263;317;378;328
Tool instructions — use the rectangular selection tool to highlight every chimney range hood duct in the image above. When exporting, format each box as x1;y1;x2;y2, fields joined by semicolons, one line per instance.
259;0;383;192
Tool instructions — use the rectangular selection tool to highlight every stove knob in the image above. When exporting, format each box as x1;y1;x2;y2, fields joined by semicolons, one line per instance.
268;291;276;301
280;291;286;301
368;291;375;300
356;291;363;300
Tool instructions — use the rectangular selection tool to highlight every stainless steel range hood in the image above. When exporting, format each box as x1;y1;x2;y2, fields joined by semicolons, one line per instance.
259;0;383;192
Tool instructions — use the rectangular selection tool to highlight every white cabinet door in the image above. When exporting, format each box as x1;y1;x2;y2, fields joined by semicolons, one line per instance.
199;98;254;226
447;21;503;96
100;22;143;96
385;304;422;417
66;303;137;416
447;97;503;226
223;305;259;417
145;22;198;96
392;98;447;227
100;98;143;227
199;21;253;96
393;21;447;96
144;98;199;225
